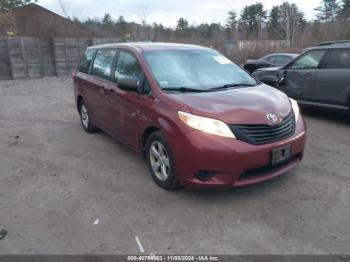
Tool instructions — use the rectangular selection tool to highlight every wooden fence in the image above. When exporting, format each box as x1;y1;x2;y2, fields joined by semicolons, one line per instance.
0;37;291;80
0;37;121;80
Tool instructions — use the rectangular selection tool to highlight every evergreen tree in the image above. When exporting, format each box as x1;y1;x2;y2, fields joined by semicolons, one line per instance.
176;17;189;36
267;6;283;39
266;2;305;44
338;0;350;19
0;0;36;11
315;0;340;21
226;10;237;29
117;15;126;24
239;3;267;38
102;13;113;25
280;2;306;44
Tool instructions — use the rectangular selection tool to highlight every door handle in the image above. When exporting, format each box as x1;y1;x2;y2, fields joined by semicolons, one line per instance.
107;88;117;97
303;72;314;76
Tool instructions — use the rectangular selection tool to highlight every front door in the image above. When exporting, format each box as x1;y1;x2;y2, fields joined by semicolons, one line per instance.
105;50;146;150
278;50;327;100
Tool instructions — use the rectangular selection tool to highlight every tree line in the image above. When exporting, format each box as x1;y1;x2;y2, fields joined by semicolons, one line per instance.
71;0;350;47
1;0;350;47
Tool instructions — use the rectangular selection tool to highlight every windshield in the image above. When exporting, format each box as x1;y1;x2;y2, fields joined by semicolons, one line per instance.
144;50;257;91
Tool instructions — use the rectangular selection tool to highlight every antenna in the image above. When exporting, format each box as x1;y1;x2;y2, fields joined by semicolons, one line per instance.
57;0;68;18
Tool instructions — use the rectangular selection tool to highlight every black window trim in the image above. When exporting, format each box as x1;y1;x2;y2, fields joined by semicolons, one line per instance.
90;48;118;81
86;47;151;95
87;49;97;74
283;49;328;71
113;48;151;95
264;55;290;63
319;48;350;70
273;55;293;65
78;48;97;75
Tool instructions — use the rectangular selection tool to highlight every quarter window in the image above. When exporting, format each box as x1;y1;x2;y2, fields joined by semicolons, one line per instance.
78;49;96;74
265;56;277;64
91;49;117;80
289;50;326;70
324;49;350;69
143;79;151;94
273;56;292;66
115;51;141;83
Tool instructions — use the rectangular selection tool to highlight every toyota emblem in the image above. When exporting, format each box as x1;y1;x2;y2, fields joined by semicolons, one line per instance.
266;113;278;123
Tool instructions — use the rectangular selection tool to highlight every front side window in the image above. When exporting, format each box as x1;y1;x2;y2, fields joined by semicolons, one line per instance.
115;51;142;83
91;49;117;80
289;50;326;70
144;50;256;90
78;49;96;74
324;49;350;69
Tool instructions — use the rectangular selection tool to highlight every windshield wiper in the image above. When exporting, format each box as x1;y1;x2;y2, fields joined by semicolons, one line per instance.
162;87;207;93
208;83;256;92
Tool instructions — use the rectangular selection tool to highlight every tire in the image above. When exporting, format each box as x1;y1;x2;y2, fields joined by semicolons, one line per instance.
79;100;99;133
146;131;179;190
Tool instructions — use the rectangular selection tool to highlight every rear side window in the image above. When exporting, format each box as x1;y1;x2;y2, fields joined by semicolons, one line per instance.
91;49;117;80
115;51;142;82
265;56;277;63
273;56;292;66
324;49;350;69
289;50;326;70
78;49;96;73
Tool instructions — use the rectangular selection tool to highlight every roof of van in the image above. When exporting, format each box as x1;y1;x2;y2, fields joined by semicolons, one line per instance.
87;42;213;52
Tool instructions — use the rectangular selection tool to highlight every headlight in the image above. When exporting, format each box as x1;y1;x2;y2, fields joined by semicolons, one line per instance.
290;98;300;121
178;111;236;139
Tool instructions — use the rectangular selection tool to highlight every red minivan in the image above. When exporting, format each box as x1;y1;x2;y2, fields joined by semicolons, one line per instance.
73;43;306;190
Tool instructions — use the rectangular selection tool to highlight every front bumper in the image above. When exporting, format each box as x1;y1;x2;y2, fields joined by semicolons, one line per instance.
170;118;306;189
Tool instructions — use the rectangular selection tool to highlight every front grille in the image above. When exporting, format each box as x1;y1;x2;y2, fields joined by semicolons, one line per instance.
229;113;295;145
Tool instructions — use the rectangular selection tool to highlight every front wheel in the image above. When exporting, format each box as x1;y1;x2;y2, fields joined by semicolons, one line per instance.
79;100;99;133
146;131;179;190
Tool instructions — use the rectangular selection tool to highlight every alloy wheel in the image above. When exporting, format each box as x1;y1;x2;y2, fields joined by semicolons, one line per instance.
80;104;89;128
149;141;170;181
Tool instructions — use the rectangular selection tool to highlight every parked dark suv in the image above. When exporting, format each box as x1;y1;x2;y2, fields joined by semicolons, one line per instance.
254;41;350;112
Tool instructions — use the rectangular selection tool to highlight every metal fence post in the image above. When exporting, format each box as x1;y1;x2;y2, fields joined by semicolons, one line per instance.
20;37;29;78
5;37;13;80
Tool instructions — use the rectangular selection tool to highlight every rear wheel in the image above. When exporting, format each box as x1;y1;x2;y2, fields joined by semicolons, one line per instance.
146;131;178;190
79;100;98;133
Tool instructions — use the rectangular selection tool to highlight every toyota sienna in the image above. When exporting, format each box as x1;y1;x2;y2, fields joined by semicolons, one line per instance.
73;43;306;190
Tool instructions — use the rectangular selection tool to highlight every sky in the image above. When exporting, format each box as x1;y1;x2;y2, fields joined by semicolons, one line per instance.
38;0;319;27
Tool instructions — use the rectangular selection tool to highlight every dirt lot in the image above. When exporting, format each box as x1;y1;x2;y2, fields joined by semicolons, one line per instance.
0;78;349;255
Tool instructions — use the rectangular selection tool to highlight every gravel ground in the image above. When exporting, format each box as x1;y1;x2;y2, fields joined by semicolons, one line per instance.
0;78;349;255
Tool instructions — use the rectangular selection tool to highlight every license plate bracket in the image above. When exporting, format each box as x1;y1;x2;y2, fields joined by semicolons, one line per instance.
271;144;292;165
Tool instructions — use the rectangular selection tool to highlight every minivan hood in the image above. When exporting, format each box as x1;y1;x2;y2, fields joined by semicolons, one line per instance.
169;84;291;125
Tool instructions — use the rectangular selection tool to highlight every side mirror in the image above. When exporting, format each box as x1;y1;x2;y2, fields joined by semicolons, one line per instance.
117;78;139;92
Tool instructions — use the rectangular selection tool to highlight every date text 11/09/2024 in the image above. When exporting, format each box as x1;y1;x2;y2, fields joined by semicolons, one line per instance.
127;255;220;261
